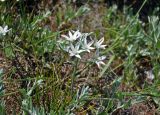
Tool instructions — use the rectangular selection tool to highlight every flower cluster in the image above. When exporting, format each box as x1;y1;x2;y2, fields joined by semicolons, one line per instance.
59;30;107;68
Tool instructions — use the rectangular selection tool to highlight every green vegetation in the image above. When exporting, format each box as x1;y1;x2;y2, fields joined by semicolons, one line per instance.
0;0;160;114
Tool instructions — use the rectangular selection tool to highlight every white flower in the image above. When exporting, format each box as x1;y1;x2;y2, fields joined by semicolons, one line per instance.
0;25;10;36
95;56;106;68
68;44;84;59
61;30;81;42
95;37;106;49
82;37;94;52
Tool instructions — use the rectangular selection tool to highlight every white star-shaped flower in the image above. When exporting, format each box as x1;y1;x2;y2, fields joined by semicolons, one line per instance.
61;30;81;42
95;56;106;68
95;37;106;49
82;37;95;52
0;25;10;36
68;44;84;59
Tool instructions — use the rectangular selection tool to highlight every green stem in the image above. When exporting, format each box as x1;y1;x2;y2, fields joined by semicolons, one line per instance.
71;58;79;97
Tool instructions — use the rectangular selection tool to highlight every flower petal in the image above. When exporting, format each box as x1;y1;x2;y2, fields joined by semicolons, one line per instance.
61;35;70;40
89;40;94;46
69;31;73;38
98;37;104;44
4;26;8;31
75;54;81;59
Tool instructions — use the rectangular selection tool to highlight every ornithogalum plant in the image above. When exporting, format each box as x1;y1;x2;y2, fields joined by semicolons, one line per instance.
58;30;107;95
